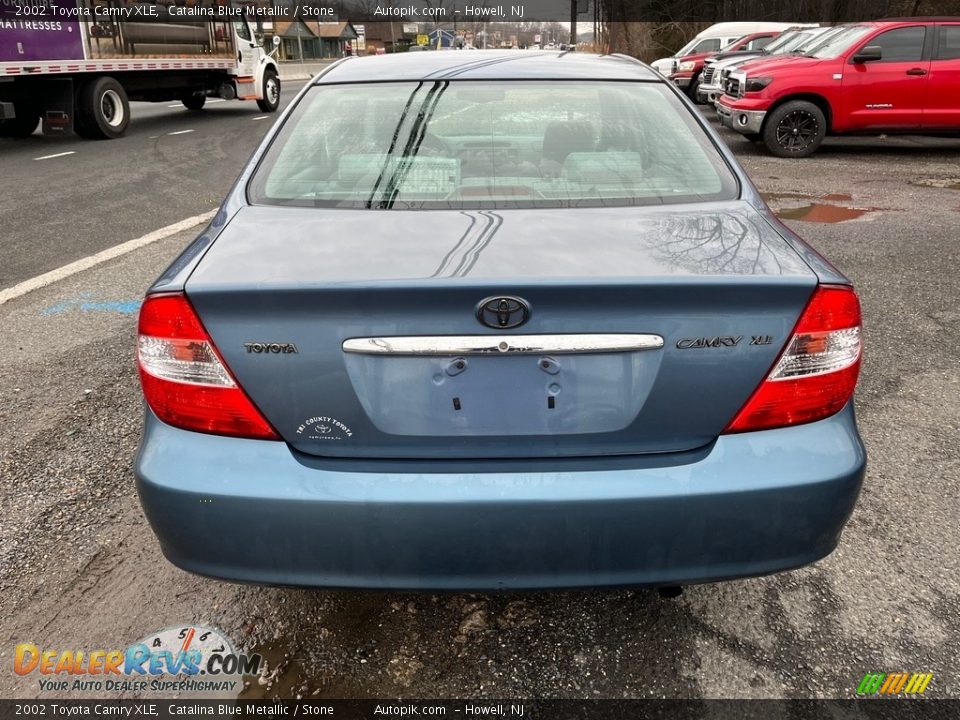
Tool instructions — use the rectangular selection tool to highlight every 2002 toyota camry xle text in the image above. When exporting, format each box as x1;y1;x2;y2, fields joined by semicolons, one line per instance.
135;51;866;590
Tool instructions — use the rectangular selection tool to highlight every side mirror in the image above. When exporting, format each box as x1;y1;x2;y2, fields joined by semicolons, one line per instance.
853;45;882;63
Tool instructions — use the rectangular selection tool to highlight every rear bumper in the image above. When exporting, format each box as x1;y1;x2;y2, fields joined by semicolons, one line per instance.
136;406;865;590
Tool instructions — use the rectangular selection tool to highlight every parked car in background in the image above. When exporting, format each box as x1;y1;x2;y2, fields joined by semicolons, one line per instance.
718;19;960;157
669;30;785;101
136;51;866;591
650;22;804;77
698;26;832;105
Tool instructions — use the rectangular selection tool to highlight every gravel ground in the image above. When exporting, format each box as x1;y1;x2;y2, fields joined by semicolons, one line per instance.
0;118;957;701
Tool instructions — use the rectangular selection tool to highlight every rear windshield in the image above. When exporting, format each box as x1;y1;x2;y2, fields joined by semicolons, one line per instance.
248;81;738;210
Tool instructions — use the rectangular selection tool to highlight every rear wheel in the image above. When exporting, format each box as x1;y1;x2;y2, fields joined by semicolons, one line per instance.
181;94;206;111
76;76;130;139
762;100;826;158
256;70;280;113
0;101;40;137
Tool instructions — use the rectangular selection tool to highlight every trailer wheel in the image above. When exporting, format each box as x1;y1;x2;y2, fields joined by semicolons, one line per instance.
0;103;40;138
256;70;280;113
77;77;130;139
182;94;206;111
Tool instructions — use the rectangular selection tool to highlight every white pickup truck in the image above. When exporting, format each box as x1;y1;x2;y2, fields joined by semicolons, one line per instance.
0;0;280;138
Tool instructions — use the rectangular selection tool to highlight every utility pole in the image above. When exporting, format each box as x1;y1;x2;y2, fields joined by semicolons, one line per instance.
569;0;576;48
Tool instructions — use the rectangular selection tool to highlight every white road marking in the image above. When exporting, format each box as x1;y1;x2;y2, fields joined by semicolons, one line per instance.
167;129;194;136
148;135;159;139
0;211;216;306
166;103;181;108
252;115;270;121
34;151;76;161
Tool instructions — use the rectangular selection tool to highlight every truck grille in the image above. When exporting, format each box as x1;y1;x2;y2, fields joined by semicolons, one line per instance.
724;76;743;99
702;66;715;85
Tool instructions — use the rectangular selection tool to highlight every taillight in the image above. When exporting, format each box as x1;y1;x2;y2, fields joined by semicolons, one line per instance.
137;293;279;440
724;285;862;433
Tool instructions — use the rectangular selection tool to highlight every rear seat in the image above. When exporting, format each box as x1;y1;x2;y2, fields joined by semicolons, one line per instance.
561;152;645;186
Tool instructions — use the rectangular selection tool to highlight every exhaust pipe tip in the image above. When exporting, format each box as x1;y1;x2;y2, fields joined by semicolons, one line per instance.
657;586;683;599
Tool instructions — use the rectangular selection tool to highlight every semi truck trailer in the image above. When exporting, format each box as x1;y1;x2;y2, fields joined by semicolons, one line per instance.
1;0;281;139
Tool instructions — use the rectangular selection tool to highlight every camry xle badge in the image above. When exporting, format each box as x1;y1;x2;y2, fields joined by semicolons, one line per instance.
476;296;530;329
676;336;743;349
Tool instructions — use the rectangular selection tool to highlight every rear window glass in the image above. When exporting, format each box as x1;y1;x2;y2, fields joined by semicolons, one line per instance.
248;81;738;210
938;25;960;60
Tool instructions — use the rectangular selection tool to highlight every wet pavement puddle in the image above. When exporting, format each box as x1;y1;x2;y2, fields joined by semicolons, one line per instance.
761;191;881;224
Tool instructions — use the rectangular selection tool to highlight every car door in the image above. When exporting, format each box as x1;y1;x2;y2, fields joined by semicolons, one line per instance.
923;23;960;129
842;25;930;130
234;20;258;77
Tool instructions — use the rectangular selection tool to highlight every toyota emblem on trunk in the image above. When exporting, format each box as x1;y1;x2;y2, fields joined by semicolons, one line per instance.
476;296;530;329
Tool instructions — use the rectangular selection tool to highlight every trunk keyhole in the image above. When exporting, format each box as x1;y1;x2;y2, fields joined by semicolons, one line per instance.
453;397;462;411
539;357;560;375
548;396;556;409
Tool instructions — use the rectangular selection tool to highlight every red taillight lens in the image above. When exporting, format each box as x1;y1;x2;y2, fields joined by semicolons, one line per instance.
137;293;279;440
724;285;862;433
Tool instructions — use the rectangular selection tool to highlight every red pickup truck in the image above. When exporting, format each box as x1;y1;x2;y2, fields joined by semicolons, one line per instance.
717;19;960;157
669;31;783;101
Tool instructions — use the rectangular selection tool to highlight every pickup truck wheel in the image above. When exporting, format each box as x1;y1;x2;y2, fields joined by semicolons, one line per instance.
763;101;826;158
77;77;130;139
688;75;703;103
0;103;40;137
256;70;280;113
181;94;206;111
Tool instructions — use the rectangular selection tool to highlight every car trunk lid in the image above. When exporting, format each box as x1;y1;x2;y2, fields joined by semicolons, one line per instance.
184;203;816;458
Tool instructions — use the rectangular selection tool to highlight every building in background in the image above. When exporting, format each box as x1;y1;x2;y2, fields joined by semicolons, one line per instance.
362;23;418;54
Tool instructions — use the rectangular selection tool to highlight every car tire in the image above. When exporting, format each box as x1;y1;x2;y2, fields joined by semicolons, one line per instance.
76;76;130;139
688;74;702;103
0;102;40;137
256;70;280;113
762;100;826;158
182;94;206;111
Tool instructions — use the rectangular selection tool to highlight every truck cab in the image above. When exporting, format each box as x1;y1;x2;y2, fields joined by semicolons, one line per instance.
717;19;960;157
669;31;783;102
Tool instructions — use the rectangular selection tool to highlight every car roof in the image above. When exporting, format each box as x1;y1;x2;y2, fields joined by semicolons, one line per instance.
313;51;663;84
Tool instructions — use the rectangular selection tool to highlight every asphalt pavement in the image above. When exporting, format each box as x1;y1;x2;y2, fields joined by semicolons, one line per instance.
0;99;957;700
0;82;307;291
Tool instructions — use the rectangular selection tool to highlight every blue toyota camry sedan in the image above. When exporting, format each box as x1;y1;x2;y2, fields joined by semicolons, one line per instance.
135;51;865;590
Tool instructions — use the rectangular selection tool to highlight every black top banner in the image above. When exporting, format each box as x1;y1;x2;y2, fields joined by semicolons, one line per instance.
4;0;960;23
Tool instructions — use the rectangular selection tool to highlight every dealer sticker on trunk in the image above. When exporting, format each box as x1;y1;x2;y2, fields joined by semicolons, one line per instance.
296;416;354;441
